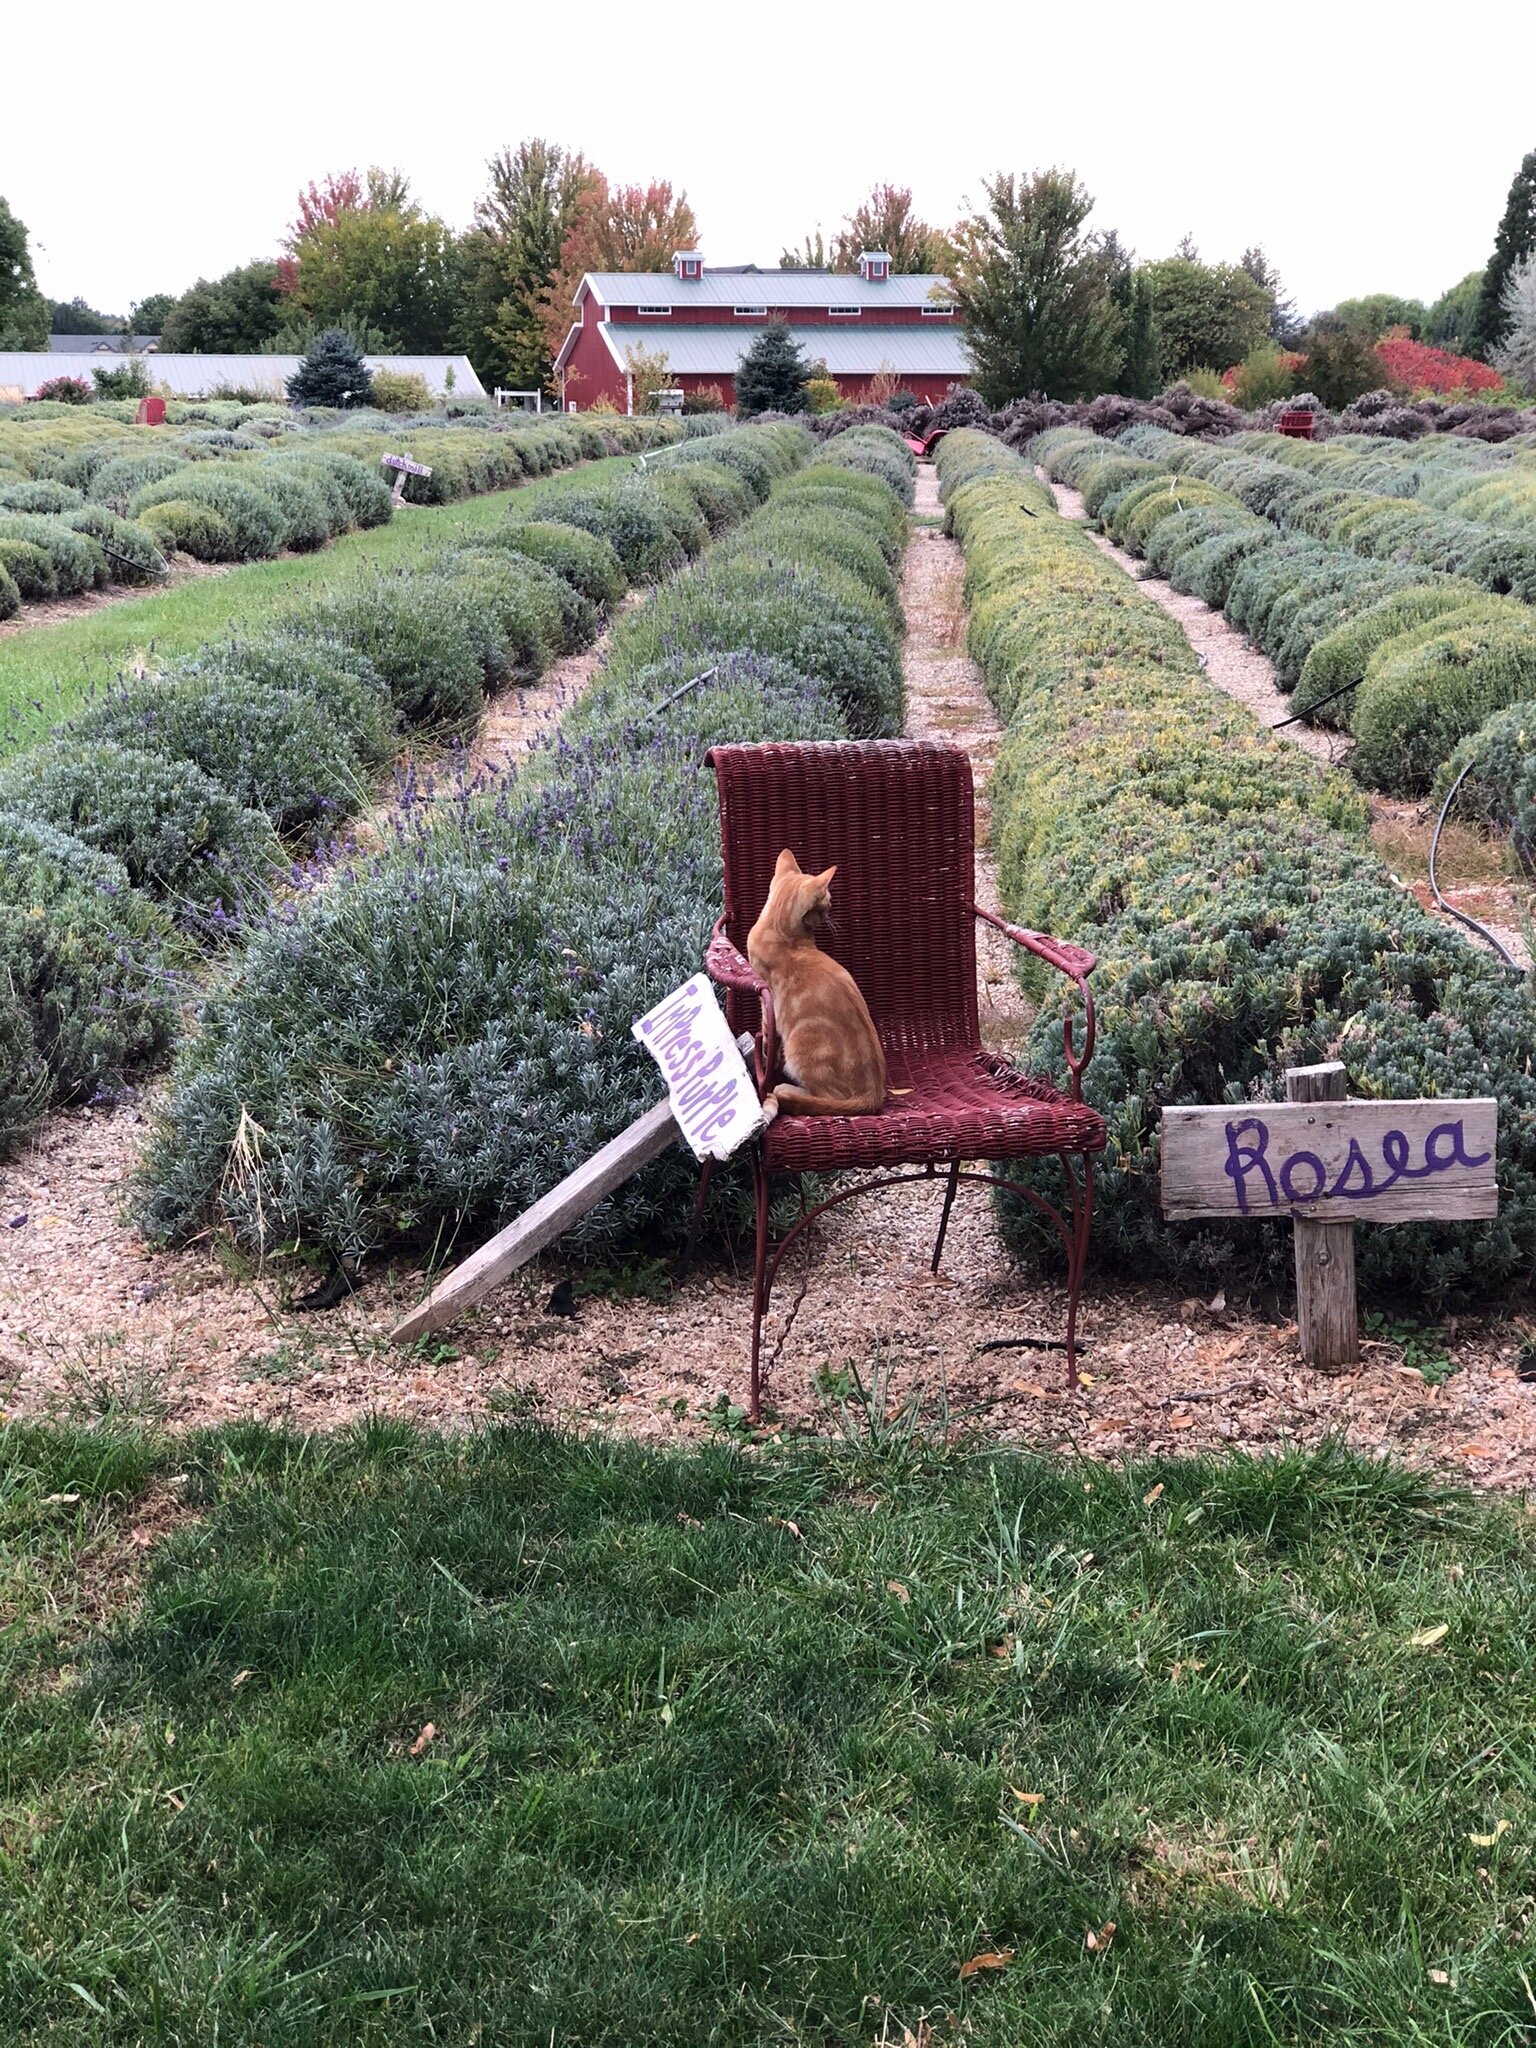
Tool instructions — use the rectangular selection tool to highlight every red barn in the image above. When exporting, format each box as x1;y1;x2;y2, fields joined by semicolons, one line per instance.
555;250;971;412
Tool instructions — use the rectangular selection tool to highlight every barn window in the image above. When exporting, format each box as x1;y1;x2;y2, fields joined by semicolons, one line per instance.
921;305;953;317
828;306;860;317
733;306;768;318
637;305;672;317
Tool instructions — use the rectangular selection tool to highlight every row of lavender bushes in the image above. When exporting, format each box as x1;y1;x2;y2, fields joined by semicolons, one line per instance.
0;424;780;1154
134;427;914;1278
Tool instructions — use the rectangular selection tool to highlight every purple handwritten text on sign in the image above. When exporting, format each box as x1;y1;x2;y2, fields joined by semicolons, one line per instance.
1222;1116;1492;1216
632;974;765;1162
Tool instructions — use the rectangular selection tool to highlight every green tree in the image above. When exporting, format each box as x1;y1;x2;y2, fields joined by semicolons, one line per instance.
779;231;828;269
48;295;122;335
129;293;178;333
461;140;597;393
947;169;1123;404
831;184;954;273
1492;254;1536;393
1240;246;1301;344
286;329;374;408
1471;148;1536;358
1301;318;1385;409
1330;292;1427;340
284;170;457;353
540;177;699;368
1115;269;1159;397
734;321;810;415
1425;271;1483;350
160;262;285;351
1139;256;1270;378
0;196;48;350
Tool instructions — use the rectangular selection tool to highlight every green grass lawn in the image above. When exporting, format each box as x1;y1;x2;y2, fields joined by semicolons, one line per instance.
0;456;640;755
3;1412;1532;2046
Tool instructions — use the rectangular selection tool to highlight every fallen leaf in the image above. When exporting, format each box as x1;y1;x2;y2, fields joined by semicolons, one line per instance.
886;1580;911;1604
988;1635;1016;1659
1410;1624;1450;1649
1142;1483;1165;1506
1456;1442;1492;1458
1429;1969;1450;1986
164;1790;185;1813
1468;1820;1509;1848
1085;1921;1117;1953
676;1512;702;1528
684;1932;700;1945
231;1669;253;1689
958;1949;1014;1980
1077;1370;1096;1387
1008;1788;1044;1807
1207;1290;1227;1313
409;1722;437;1757
41;1492;81;1507
768;1516;803;1539
1168;1413;1195;1430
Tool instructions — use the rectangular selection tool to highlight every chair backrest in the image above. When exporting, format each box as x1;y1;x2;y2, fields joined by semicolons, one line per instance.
707;740;979;1057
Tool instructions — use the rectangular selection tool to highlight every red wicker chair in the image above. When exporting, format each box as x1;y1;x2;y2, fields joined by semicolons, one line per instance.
697;740;1106;1420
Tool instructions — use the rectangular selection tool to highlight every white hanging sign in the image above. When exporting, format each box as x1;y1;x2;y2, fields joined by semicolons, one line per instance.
632;974;766;1162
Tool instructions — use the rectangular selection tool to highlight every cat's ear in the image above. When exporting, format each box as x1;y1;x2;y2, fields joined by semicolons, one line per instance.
814;864;837;892
774;848;801;877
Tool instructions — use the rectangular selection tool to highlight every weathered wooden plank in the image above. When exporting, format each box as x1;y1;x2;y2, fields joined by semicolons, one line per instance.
1160;1096;1498;1223
1287;1063;1358;1372
390;1101;681;1345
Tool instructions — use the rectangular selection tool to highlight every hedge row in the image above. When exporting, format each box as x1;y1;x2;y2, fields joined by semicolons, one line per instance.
135;427;912;1266
1036;427;1536;797
0;426;791;1152
0;410;689;612
938;427;1536;1302
1232;429;1536;536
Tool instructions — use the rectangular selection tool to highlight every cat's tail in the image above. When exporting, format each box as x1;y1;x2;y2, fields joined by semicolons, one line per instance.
765;1083;885;1119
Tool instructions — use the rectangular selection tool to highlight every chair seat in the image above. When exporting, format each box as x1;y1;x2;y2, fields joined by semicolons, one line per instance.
762;1048;1107;1173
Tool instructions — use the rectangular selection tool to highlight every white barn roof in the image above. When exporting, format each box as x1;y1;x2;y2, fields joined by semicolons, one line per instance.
601;324;972;378
0;353;485;400
583;269;952;311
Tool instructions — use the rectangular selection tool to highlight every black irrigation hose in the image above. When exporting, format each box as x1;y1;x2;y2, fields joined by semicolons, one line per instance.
1429;760;1525;973
639;665;719;723
1269;675;1361;729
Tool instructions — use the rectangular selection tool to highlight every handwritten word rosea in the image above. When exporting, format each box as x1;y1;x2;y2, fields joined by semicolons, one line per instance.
1160;1097;1498;1225
632;974;766;1162
1221;1115;1492;1215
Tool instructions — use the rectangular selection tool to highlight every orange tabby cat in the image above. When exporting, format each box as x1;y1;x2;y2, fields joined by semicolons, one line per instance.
746;848;887;1122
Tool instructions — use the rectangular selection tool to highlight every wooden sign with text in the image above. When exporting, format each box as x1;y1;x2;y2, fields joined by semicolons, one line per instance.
1161;1097;1498;1224
1162;1067;1499;1375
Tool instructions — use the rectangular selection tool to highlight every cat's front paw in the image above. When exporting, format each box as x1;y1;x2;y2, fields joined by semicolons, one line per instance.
759;1093;780;1125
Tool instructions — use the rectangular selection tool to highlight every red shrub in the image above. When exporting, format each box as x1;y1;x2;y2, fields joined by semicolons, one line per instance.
1374;332;1502;395
31;375;93;404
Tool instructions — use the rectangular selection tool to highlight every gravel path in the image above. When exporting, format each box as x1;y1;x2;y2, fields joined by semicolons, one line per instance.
2;471;1532;1488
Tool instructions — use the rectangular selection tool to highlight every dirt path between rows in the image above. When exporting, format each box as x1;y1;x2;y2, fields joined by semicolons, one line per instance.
4;464;1533;1488
1043;472;1533;972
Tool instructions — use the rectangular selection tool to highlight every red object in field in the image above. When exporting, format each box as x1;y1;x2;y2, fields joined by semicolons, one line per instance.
1276;409;1317;439
694;740;1105;1419
903;434;927;455
135;397;166;426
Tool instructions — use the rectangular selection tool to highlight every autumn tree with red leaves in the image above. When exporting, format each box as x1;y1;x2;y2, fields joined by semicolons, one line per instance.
539;177;699;365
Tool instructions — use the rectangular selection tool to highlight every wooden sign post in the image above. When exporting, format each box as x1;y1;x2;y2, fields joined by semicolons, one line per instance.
1161;1064;1498;1372
381;453;433;506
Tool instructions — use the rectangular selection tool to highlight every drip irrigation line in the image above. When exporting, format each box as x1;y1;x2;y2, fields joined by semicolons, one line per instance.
1270;675;1360;729
1429;760;1525;973
640;666;720;723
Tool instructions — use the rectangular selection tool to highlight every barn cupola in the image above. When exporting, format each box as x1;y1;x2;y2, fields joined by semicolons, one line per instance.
858;250;891;283
672;251;704;282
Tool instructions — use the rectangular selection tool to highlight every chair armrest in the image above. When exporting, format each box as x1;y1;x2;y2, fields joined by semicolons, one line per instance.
973;904;1097;1101
705;915;776;1096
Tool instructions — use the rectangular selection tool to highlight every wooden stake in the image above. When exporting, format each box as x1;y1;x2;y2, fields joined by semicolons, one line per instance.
1285;1062;1359;1372
390;1101;680;1345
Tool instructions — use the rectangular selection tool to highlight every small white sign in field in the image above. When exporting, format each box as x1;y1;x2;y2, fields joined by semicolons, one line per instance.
632;975;766;1162
381;453;433;477
1161;1063;1499;1373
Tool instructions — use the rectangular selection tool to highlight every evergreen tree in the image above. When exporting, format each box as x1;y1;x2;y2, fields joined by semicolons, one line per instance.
1115;270;1160;397
286;329;374;408
1492;254;1536;393
1471;148;1536;359
1240;245;1302;345
0;196;48;350
1425;271;1483;350
948;170;1123;404
734;322;810;415
1299;318;1382;410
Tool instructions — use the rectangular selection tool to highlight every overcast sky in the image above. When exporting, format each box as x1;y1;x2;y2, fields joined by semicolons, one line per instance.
9;1;1536;326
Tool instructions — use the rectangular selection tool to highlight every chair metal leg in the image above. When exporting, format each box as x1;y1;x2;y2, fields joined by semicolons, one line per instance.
748;1146;772;1423
931;1160;961;1275
675;1156;715;1284
1062;1153;1094;1389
